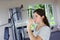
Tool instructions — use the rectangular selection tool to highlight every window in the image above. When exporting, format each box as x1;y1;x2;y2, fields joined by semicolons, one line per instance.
45;4;56;28
28;4;56;28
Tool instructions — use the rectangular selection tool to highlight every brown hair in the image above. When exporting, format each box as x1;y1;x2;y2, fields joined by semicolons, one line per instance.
33;9;50;27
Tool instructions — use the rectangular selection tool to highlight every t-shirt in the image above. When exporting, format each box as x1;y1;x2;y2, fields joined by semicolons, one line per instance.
33;26;51;40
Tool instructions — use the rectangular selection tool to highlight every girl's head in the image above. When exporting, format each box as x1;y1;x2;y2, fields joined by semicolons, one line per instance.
33;9;50;27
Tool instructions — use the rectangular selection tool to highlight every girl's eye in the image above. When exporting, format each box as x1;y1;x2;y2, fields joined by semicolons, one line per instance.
35;15;38;17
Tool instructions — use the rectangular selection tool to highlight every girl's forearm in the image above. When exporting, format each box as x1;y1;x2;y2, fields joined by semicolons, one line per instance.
27;29;36;40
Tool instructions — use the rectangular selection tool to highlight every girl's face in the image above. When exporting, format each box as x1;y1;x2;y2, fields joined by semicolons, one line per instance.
33;12;44;24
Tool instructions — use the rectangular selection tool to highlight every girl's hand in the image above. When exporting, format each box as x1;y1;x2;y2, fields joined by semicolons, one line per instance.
27;18;33;30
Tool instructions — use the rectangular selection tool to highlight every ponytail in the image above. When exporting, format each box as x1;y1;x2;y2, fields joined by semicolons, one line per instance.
43;15;50;27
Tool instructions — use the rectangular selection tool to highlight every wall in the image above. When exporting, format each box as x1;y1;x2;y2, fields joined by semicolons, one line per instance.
0;0;59;40
0;0;53;25
56;0;60;25
52;0;60;25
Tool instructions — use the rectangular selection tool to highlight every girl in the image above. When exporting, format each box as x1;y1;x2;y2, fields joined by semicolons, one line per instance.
27;9;51;40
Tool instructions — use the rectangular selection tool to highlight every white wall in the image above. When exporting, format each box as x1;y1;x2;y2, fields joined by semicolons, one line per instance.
0;0;53;24
56;0;60;25
52;0;60;25
0;0;59;40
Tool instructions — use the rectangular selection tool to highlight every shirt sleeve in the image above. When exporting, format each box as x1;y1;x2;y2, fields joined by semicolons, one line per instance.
38;27;51;40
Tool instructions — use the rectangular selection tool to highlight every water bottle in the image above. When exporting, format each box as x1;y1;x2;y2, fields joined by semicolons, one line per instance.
30;22;38;30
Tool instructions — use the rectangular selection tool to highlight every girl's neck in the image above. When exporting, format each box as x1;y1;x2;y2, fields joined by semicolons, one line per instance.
39;22;46;27
36;22;46;31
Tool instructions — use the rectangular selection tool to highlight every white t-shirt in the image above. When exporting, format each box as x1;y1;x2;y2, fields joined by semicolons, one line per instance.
33;26;51;40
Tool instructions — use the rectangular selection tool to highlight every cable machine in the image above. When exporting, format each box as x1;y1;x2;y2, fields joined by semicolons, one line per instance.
9;4;34;40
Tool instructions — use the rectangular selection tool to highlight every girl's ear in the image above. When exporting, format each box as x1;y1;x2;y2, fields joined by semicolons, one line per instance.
42;16;44;19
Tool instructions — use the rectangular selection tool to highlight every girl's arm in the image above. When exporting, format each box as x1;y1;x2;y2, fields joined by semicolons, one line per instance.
27;18;42;40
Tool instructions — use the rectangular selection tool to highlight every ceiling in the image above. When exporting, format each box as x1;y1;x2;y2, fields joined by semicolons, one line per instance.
0;0;19;1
